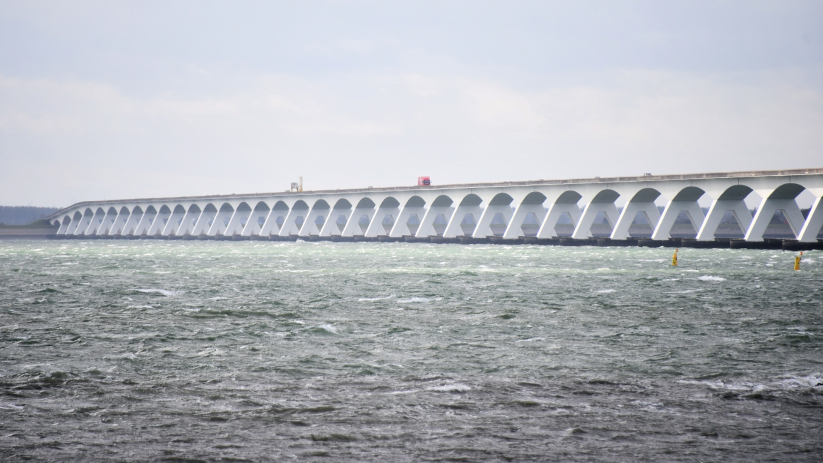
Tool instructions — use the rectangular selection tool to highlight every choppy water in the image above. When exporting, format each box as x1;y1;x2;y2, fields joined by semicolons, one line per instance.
1;241;822;462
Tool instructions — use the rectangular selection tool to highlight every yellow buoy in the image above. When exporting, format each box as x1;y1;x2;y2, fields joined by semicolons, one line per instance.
672;248;678;267
794;251;803;271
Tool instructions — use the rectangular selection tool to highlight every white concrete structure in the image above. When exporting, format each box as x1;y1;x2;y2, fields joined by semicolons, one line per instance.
46;168;823;242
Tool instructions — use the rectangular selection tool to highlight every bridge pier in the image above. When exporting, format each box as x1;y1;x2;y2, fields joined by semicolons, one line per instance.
611;201;660;240
696;199;752;241
744;198;805;241
798;197;823;242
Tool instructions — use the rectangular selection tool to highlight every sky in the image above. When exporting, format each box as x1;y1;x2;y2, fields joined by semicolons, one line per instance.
1;1;822;207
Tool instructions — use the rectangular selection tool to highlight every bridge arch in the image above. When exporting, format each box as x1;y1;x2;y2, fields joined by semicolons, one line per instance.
172;204;186;214
311;199;330;210
356;198;376;208
488;193;514;206
717;185;753;201
236;202;252;212
405;196;425;207
555;191;582;204
253;201;270;211
591;189;620;203
768;183;805;200
458;194;483;207
188;204;202;213
272;201;289;211
431;195;453;207
629;188;661;203
380;197;400;208
672;186;705;202
520;192;547;205
333;198;352;209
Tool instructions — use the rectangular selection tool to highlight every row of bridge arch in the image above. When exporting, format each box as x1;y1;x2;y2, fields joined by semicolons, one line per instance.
52;177;823;242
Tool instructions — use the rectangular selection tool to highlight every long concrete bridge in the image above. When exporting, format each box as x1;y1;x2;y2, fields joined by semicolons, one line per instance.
45;168;823;247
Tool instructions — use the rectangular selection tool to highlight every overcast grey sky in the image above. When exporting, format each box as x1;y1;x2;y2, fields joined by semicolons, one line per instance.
1;0;822;207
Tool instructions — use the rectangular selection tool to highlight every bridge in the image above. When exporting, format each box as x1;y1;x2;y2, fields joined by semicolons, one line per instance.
45;168;823;248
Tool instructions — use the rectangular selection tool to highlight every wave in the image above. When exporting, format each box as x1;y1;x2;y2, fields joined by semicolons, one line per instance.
358;294;395;302
698;276;725;282
136;288;183;296
427;383;471;392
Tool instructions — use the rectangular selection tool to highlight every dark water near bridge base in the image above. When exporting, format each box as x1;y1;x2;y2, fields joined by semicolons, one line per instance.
1;241;822;461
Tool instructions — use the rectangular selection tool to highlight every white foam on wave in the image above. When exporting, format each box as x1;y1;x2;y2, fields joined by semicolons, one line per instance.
596;289;615;293
398;297;430;303
136;288;183;296
427;383;471;392
126;305;153;309
698;276;726;282
316;324;337;334
387;389;420;395
358;294;395;302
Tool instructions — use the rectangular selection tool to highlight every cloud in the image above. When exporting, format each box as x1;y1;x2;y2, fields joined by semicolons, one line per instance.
0;67;821;206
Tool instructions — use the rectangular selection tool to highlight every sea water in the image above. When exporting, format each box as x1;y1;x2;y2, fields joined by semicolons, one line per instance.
1;241;821;461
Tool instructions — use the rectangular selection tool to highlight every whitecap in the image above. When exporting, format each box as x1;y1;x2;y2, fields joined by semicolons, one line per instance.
398;297;430;303
596;289;615;293
427;383;471;392
698;276;726;282
126;305;153;309
136;288;182;296
316;324;337;334
358;294;395;302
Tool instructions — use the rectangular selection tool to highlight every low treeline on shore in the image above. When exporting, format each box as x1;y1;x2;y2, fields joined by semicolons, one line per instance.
0;206;60;227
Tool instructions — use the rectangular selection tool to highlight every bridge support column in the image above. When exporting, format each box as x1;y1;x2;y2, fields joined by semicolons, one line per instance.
191;209;216;236
208;207;235;236
390;206;425;237
696;199;752;241
473;205;513;238
67;214;83;235
278;207;308;237
537;203;581;238
443;205;482;238
744;198;805;241
224;207;251;237
57;218;71;235
321;208;352;236
611;201;661;240
299;206;329;237
109;210;129;235
342;207;375;237
175;209;198;236
651;201;704;240
572;202;619;239
242;207;270;236
133;210;155;236
95;210;114;235
259;209;284;237
797;196;823;242
162;208;187;236
504;204;546;239
415;206;454;237
84;209;107;235
74;210;94;235
147;209;172;236
366;206;400;237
